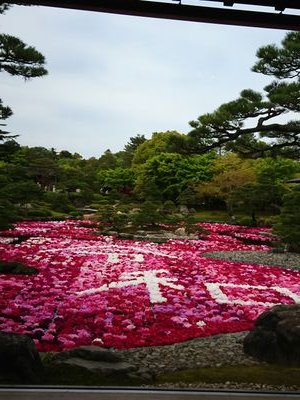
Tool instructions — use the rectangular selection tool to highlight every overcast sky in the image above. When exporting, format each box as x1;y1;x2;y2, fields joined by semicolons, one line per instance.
0;4;289;158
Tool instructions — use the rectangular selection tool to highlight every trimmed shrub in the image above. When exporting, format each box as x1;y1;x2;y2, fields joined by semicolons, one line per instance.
274;189;300;252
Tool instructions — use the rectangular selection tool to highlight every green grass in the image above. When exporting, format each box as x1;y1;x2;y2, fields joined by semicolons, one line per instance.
40;361;300;387
193;210;278;227
156;365;300;387
194;210;231;223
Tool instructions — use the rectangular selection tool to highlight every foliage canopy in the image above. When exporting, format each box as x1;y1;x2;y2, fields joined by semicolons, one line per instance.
188;32;300;159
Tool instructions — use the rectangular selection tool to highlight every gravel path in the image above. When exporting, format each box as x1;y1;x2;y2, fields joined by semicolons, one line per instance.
203;250;300;270
121;331;299;391
121;332;257;376
146;382;300;391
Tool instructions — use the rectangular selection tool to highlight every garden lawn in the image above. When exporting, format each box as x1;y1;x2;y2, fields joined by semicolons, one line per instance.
0;220;299;352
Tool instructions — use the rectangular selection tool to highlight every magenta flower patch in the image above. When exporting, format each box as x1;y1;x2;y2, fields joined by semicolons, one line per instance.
0;220;299;351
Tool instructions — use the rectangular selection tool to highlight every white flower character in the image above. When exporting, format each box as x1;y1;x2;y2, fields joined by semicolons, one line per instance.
77;269;184;304
205;282;300;306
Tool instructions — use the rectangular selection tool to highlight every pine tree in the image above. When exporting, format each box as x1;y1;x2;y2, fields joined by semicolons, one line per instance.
188;32;300;158
0;99;14;141
0;33;48;141
0;33;47;79
0;5;48;228
274;189;300;252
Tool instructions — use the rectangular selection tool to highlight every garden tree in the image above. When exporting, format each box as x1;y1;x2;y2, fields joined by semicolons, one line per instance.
124;134;146;153
3;181;42;206
79;157;102;191
68;188;93;208
274;188;300;252
0;156;44;224
195;153;256;212
252;32;300;79
0;139;20;161
231;182;267;225
251;156;299;211
116;134;147;167
0;3;11;14
69;152;82;160
58;150;74;159
1;156;28;183
0;33;47;78
0;145;56;226
96;203;134;233
56;159;86;191
97;167;135;195
0;32;48;140
112;134;147;168
132;200;185;228
43;191;74;213
0;99;15;141
176;185;199;207
132;200;163;228
98;149;118;170
15;145;56;162
132;131;190;165
133;176;162;201
0;159;16;229
231;157;299;225
161;200;177;215
0;5;48;226
0;198;17;228
188;32;300;158
97;203;113;220
224;133;272;158
255;157;300;185
134;152;215;202
52;155;95;206
12;146;58;188
27;157;58;189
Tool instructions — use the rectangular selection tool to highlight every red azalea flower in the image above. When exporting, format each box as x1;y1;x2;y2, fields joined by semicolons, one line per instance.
1;220;299;351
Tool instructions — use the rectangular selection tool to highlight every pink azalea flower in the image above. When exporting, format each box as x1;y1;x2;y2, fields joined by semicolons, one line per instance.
1;219;299;351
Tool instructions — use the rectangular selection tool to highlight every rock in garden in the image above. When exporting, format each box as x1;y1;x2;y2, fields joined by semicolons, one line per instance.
54;357;135;377
52;346;136;378
55;345;124;363
175;227;186;236
179;205;189;214
243;304;300;365
0;332;44;383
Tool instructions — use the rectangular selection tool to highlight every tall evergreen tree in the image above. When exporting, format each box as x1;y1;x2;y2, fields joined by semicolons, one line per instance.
0;33;47;79
274;189;300;252
0;4;48;228
0;3;11;15
0;99;14;141
188;32;300;158
0;5;48;141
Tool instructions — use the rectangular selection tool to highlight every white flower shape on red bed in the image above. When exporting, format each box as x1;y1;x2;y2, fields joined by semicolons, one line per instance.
77;269;184;304
0;220;299;351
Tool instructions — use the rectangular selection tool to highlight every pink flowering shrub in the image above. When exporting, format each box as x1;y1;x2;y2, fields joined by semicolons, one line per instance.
0;220;299;351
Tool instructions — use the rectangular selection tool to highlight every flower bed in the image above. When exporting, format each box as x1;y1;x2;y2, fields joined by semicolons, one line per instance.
0;220;299;351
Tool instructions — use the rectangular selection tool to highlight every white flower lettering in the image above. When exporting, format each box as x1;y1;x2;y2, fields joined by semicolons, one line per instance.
205;282;300;306
77;269;184;304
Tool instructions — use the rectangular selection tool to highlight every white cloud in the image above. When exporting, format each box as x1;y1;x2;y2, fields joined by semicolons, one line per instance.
0;5;288;157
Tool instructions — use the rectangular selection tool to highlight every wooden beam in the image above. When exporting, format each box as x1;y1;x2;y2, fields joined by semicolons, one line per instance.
206;0;300;11
9;0;300;30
